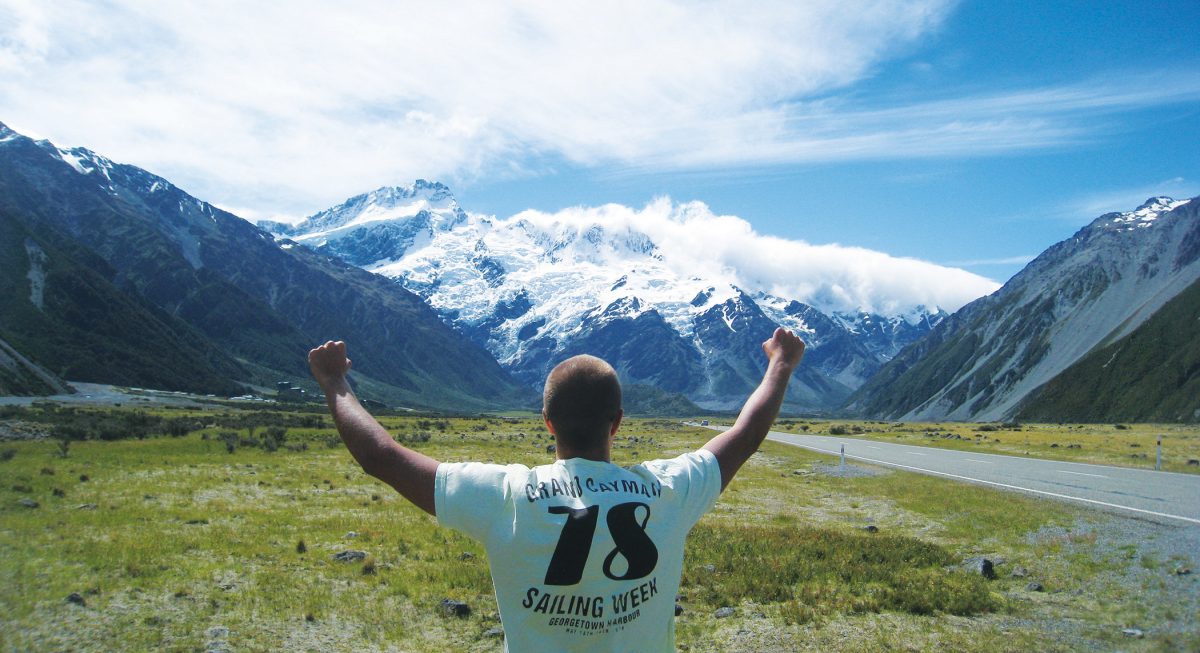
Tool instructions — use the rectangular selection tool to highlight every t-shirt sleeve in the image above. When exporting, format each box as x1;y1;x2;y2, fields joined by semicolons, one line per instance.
435;461;514;543
652;449;723;527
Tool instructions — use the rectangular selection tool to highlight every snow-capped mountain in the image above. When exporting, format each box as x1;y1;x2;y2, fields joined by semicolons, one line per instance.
265;182;947;410
846;196;1200;421
0;123;529;409
261;180;468;267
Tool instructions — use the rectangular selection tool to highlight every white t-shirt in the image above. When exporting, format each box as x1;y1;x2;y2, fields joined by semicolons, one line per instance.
435;449;722;653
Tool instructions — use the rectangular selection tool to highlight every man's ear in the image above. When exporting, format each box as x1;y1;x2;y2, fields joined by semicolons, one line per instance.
542;410;557;435
608;409;623;437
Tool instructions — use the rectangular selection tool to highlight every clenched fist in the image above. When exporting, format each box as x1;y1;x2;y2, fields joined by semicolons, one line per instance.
762;327;805;368
309;340;352;389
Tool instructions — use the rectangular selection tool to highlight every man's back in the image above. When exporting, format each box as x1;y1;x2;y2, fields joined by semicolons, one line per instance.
436;451;722;652
308;329;804;651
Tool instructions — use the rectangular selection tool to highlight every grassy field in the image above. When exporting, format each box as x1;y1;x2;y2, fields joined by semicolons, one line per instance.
772;419;1200;474
1;408;1197;651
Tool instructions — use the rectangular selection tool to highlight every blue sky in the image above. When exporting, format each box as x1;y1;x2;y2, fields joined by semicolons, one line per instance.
454;1;1200;281
1;0;1197;292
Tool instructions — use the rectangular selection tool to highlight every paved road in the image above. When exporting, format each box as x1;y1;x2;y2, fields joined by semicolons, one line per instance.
695;424;1200;526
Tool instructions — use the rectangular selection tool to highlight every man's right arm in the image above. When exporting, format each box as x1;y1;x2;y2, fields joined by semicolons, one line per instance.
309;340;439;515
701;327;805;490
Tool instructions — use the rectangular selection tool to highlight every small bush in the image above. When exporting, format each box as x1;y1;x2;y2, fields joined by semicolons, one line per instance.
829;425;849;435
219;431;239;454
0;448;16;462
401;431;432;444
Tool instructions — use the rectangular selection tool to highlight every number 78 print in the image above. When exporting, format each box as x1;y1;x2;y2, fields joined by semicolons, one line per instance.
543;502;658;585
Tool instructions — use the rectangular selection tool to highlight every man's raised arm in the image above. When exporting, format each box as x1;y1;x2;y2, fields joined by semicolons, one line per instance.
702;327;805;490
309;341;439;515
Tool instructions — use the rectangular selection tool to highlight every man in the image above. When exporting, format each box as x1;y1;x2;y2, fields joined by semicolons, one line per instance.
308;327;805;652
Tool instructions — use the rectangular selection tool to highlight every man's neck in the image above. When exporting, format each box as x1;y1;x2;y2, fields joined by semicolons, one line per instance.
554;446;610;463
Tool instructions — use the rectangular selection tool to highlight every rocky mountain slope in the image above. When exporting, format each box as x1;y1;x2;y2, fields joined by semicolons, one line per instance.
0;123;530;409
1016;276;1200;423
845;197;1200;421
266;182;948;411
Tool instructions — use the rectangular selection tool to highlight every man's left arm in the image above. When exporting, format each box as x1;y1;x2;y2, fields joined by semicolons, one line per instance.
702;327;804;490
309;341;439;515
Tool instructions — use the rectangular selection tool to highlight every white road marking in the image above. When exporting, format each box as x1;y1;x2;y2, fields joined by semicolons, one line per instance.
864;446;881;450
1058;470;1107;478
905;452;927;456
964;459;992;464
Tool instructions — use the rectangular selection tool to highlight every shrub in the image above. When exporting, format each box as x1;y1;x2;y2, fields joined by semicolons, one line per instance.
262;426;287;453
829;425;849;435
162;418;198;437
0;448;16;462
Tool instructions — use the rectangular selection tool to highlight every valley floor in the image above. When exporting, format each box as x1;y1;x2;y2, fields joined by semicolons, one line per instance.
0;412;1196;651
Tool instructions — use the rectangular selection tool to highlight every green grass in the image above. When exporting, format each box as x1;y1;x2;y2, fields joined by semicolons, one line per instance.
0;411;1195;651
683;523;999;624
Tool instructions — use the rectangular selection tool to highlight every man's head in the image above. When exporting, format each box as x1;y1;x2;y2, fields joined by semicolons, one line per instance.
542;355;623;454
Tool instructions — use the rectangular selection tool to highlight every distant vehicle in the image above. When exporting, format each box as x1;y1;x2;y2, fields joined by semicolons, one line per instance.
701;420;709;426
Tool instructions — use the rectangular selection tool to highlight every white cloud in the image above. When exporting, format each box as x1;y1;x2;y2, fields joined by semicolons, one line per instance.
512;198;1000;313
943;255;1036;267
2;1;1196;224
0;0;949;215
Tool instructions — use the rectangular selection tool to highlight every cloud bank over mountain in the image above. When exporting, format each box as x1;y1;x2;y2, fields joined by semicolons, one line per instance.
506;198;998;314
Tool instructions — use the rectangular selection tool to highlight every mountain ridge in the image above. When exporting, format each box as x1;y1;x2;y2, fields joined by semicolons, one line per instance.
0;122;532;410
843;196;1200;422
264;183;950;411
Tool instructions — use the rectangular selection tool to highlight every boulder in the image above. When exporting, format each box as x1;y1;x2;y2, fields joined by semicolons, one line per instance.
332;550;367;562
961;557;996;579
440;598;471;618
